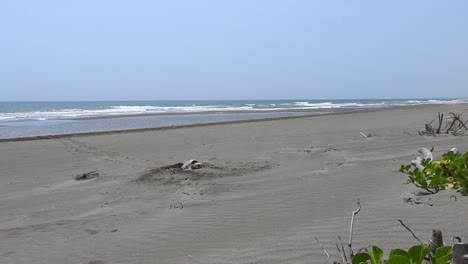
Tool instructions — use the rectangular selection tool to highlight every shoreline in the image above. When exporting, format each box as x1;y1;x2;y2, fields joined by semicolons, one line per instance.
0;108;380;143
1;103;467;142
66;108;340;120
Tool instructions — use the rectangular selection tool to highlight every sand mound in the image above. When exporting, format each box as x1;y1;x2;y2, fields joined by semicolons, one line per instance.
137;160;273;185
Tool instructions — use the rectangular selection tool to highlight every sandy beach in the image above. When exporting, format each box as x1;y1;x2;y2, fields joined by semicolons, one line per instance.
1;103;468;264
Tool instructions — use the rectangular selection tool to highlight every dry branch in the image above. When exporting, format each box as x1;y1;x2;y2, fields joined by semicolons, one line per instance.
419;112;468;136
336;243;346;264
436;112;443;134
338;235;348;263
348;198;361;258
397;219;423;244
315;238;330;262
75;170;99;180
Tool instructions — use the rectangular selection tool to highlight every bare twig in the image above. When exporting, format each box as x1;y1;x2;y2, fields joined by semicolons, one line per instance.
357;246;370;253
397;219;423;244
451;236;462;245
446;115;457;133
436;112;443;134
336;243;346;264
348;198;361;258
450;113;467;133
338;235;348;262
75;170;99;180
315;238;330;262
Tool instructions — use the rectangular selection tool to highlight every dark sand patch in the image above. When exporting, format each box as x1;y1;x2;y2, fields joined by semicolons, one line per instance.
137;160;273;185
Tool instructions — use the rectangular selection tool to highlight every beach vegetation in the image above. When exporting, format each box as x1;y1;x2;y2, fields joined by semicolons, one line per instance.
400;150;468;194
352;244;452;264
316;199;461;264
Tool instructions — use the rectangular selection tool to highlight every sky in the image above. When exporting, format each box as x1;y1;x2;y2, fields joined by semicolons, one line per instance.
1;1;467;101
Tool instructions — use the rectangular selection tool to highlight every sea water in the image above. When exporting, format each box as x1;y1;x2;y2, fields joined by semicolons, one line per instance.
0;99;466;139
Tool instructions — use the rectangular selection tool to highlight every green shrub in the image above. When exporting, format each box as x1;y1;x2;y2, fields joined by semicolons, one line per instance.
400;150;468;194
352;245;452;264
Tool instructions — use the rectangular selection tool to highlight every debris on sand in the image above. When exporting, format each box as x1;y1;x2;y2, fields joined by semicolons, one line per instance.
400;191;420;203
419;112;468;136
324;147;339;152
137;160;273;185
75;170;99;181
181;159;204;170
169;202;183;209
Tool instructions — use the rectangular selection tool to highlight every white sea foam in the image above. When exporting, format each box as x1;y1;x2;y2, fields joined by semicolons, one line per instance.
0;99;466;122
0;105;256;122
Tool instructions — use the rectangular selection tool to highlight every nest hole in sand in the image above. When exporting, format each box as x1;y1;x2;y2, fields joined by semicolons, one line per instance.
136;160;273;185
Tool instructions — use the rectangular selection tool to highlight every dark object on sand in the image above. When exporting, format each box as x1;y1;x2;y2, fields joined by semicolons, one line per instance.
428;229;444;252
181;159;204;170
453;242;468;264
75;170;99;180
169;202;183;209
419;112;468;136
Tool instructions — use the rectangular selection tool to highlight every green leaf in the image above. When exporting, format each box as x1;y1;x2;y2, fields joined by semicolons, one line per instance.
408;244;431;264
389;249;411;259
430;177;448;187
460;186;468;194
431;246;452;264
368;245;384;264
386;255;412;264
352;252;371;264
400;165;412;173
401;149;468;194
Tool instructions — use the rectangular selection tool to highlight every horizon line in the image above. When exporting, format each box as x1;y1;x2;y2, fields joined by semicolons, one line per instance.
0;97;464;103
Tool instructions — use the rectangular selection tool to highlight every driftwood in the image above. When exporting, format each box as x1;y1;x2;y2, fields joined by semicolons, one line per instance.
428;230;444;252
419;112;468;136
348;199;361;258
75;170;99;180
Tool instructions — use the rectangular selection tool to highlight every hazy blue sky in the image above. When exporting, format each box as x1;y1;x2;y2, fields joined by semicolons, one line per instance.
1;1;467;101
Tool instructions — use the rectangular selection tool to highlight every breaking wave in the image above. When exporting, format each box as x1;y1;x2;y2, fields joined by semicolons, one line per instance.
0;99;466;122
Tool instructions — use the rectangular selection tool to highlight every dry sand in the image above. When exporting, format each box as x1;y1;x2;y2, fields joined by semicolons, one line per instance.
1;104;468;264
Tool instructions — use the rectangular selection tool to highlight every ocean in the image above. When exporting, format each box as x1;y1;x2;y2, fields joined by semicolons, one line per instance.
0;99;466;139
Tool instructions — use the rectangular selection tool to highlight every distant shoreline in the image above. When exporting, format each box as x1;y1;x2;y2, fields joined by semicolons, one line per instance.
0;108;374;142
66;108;340;121
1;103;467;143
